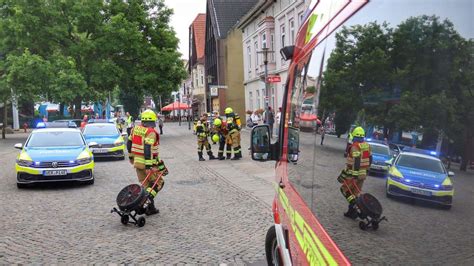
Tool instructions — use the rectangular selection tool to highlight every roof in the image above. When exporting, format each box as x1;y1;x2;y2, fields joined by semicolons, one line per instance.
207;0;259;39
33;128;80;133
368;142;389;148
191;14;206;60
399;152;441;161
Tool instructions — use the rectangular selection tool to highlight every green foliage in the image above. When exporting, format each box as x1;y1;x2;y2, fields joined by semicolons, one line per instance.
0;0;186;118
320;15;473;168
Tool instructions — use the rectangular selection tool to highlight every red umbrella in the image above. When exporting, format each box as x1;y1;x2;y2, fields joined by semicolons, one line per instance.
300;113;318;121
161;102;190;111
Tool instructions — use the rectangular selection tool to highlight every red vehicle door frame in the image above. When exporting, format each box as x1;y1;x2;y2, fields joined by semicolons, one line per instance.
274;0;369;265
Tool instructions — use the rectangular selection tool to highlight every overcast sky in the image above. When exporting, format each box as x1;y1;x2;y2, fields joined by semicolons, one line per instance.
164;0;207;59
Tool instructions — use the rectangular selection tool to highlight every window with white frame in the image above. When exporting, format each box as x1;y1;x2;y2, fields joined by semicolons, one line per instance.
262;88;266;107
254;41;259;69
249;91;254;111
256;89;260;109
262;32;267;49
289;19;295;45
271;87;275;109
280;24;286;48
271;33;275;62
247;45;251;72
299;11;305;26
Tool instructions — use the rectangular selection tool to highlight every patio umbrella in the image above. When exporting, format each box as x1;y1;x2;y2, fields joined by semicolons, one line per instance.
161;102;190;111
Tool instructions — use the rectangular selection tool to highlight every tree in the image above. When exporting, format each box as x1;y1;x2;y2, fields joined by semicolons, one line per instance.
320;15;473;170
0;0;186;125
319;22;393;136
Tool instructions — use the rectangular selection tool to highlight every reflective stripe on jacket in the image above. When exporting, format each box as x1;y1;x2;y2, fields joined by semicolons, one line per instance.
129;125;159;163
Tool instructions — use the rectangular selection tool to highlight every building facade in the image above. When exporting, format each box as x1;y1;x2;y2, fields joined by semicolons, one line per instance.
238;0;310;116
204;0;258;116
188;14;207;117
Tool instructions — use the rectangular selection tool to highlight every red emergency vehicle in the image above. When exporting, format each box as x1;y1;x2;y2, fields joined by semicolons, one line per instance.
250;0;369;264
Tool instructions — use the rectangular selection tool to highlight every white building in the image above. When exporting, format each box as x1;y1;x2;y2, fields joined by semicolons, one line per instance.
238;0;310;115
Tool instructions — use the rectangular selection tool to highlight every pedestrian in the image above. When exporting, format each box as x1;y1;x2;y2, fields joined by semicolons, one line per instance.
225;107;242;160
319;125;326;145
125;112;134;135
42;115;48;123
196;113;217;161
158;115;164;135
127;109;168;215
337;127;372;219
275;107;282;136
251;110;262;126
80;115;88;129
264;107;275;138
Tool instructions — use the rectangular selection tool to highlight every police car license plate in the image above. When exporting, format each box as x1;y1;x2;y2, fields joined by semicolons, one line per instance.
93;149;108;153
410;188;431;196
371;165;384;170
44;170;67;176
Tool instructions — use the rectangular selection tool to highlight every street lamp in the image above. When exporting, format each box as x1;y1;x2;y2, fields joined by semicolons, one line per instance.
257;47;274;128
207;75;214;113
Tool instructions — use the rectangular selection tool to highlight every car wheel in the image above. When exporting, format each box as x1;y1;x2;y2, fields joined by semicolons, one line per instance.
265;225;282;266
17;183;28;189
440;204;452;210
84;177;95;185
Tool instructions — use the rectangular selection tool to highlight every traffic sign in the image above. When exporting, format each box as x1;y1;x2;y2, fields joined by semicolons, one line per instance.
267;75;281;83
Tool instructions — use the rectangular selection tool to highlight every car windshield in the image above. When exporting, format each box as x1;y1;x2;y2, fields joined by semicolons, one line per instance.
83;125;118;136
371;144;390;156
27;131;84;147
396;154;445;174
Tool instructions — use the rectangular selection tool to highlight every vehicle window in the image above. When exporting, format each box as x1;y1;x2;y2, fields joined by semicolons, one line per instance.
286;61;319;209
397;155;445;174
27;132;84;147
83;125;118;136
290;0;472;264
370;144;389;155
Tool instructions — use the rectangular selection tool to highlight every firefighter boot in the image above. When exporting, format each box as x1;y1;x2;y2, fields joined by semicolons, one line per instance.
145;198;159;216
198;152;205;161
208;152;217;160
344;203;358;220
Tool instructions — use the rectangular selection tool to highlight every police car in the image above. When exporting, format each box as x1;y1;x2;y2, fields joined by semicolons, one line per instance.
367;139;392;176
82;122;126;159
386;148;454;209
15;123;95;188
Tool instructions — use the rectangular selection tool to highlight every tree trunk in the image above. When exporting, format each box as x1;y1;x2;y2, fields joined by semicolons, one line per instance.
2;99;7;139
59;102;65;117
460;129;473;171
73;96;82;119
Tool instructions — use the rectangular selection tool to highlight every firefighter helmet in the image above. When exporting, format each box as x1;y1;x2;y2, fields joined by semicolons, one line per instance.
214;118;222;126
141;109;157;122
352;126;365;138
212;134;220;143
224;107;233;115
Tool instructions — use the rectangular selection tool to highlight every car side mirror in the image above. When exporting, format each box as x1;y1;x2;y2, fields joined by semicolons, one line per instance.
448;171;455;177
14;143;23;150
385;159;392;166
251;125;271;161
121;132;128;137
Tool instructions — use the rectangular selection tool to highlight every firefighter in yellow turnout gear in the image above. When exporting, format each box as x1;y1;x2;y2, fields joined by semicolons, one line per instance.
225;107;242;160
127;109;168;215
337;126;372;219
212;118;232;160
196;113;217;161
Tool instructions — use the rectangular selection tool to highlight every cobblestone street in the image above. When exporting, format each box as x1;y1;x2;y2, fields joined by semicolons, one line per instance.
0;124;273;264
1;123;473;264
